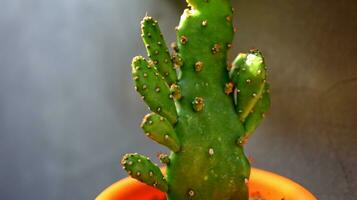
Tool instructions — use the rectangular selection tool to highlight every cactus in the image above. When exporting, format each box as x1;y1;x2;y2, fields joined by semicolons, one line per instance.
121;0;271;199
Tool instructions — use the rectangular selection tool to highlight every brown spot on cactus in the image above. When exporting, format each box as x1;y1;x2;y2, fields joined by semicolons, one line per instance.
224;82;234;95
158;153;170;164
188;189;195;197
172;53;183;68
170;84;182;100
171;42;179;52
180;35;188;44
211;43;222;54
194;61;204;72
226;15;232;22
192;97;204;112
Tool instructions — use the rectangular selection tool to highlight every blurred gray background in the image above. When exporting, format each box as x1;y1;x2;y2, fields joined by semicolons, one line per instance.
0;0;356;199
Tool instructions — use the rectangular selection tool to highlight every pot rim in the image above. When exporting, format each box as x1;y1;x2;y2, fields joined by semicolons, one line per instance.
96;167;317;200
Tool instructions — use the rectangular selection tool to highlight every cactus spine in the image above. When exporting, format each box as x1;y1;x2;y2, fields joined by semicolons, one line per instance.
121;0;271;199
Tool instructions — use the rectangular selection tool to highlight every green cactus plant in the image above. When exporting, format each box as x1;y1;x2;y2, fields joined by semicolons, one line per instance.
121;0;271;199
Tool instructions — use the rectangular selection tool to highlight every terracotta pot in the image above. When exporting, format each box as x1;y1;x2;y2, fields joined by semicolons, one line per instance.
96;168;316;200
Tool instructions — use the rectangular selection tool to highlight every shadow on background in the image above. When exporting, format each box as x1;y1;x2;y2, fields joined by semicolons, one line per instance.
0;0;356;199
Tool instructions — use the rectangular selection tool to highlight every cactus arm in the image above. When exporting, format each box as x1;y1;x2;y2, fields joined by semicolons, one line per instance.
141;16;177;85
121;153;168;192
141;113;181;152
132;56;177;124
244;84;271;136
230;50;267;122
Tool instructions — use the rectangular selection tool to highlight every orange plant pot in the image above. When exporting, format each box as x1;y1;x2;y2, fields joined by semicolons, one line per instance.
96;168;316;200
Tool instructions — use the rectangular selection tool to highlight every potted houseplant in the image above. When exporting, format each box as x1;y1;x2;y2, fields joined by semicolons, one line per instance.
97;0;317;199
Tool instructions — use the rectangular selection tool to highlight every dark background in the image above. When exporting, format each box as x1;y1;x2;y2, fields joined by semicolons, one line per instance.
0;0;356;199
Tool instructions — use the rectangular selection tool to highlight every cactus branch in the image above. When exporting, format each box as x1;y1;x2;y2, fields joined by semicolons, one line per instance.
230;50;267;122
244;84;271;136
141;16;177;85
121;153;168;192
141;113;181;152
132;56;177;124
